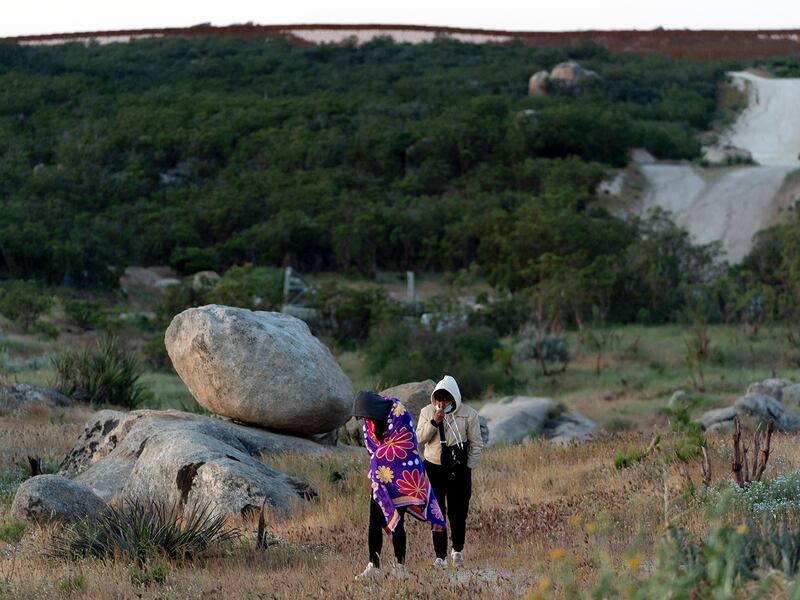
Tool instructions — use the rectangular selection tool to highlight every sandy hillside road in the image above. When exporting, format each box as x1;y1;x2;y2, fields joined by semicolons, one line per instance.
727;72;800;167
636;72;800;263
640;164;791;262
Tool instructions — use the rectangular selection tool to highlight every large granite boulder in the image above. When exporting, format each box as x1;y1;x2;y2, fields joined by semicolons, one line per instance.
11;475;107;524
50;409;337;519
549;61;600;85
165;305;353;436
479;396;594;446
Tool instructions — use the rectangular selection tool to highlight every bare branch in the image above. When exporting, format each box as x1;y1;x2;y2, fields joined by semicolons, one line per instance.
754;420;774;481
732;417;745;488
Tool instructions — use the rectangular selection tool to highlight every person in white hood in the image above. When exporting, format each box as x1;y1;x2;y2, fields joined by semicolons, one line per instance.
416;375;483;568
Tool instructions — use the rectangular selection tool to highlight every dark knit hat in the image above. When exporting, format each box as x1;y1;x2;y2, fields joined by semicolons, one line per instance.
352;391;393;422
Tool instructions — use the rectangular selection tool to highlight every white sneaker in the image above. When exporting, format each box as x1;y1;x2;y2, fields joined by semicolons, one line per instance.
391;563;409;579
451;551;464;568
433;557;448;569
355;562;381;580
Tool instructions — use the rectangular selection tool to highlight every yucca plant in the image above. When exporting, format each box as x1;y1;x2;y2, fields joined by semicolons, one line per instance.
50;497;239;565
53;337;152;409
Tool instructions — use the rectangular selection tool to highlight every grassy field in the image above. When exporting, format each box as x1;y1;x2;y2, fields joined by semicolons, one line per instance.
3;322;800;596
2;405;800;598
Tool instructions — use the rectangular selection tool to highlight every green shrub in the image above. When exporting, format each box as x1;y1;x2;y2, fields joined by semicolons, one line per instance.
170;246;218;275
470;294;533;337
0;467;27;506
53;338;152;409
129;562;169;586
154;280;208;330
58;574;87;595
732;471;800;518
0;518;26;544
614;447;644;470
513;327;569;363
141;333;171;371
63;299;105;330
206;264;283;311
51;498;239;564
0;280;53;331
366;323;513;398
311;283;398;347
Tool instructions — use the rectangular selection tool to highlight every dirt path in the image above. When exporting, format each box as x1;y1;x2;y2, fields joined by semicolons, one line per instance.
637;72;800;263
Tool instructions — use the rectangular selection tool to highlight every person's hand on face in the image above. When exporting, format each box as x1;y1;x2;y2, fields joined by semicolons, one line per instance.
433;398;451;424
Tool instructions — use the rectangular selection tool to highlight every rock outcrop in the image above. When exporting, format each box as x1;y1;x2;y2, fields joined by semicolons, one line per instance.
528;61;599;97
695;378;800;433
54;409;334;519
528;70;550;96
478;396;595;445
0;383;70;413
165;305;353;436
549;61;600;85
11;475;107;524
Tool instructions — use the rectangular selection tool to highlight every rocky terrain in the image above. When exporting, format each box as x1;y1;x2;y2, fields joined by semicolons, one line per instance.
9;305;594;525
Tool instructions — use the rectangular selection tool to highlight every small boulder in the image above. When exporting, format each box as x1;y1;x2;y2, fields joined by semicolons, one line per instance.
165;305;353;436
479;396;594;446
667;390;691;411
746;379;794;401
701;144;753;166
695;406;738;430
781;383;800;407
478;414;490;446
191;270;221;291
382;380;436;424
528;70;550;96
0;383;69;412
11;475;107;524
735;393;800;432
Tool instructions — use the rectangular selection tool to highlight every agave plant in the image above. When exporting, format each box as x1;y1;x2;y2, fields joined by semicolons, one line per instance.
51;497;239;565
53;337;152;409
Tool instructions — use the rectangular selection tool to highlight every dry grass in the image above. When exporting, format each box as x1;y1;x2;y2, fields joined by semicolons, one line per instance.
5;410;800;598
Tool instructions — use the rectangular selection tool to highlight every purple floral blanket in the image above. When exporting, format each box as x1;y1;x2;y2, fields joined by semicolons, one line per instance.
363;397;445;532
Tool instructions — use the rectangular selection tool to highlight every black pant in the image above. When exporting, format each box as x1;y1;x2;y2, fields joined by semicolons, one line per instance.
425;459;472;559
368;498;406;567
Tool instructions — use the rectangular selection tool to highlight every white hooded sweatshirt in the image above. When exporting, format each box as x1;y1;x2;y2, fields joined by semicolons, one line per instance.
416;375;483;469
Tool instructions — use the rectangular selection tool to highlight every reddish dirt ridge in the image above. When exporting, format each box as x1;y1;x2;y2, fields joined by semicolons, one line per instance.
3;24;800;59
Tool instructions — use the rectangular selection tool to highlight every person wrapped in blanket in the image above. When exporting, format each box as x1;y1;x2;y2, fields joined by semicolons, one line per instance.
352;391;446;580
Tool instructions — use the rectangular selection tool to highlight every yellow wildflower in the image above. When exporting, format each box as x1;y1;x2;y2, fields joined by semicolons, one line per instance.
537;577;551;591
376;466;394;483
548;548;566;560
585;521;598;534
625;557;641;570
736;523;748;535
